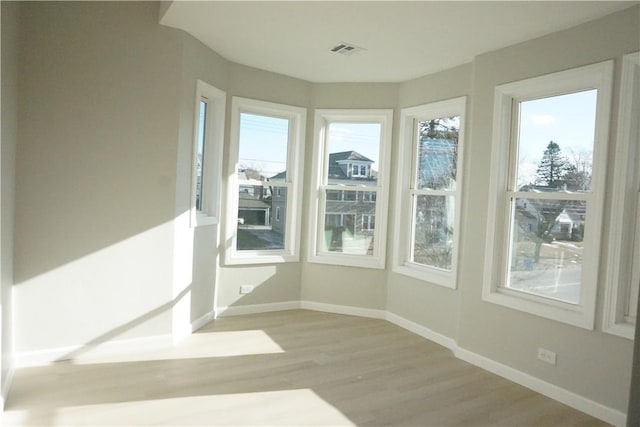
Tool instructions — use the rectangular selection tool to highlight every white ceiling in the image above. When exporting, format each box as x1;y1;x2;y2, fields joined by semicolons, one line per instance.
160;1;637;83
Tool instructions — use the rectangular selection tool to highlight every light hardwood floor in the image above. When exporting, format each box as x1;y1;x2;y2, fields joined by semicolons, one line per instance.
3;310;608;426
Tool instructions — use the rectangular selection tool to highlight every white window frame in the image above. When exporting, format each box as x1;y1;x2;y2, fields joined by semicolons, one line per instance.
483;61;613;329
190;80;226;227
224;97;306;265
308;109;393;269
603;52;640;339
393;97;466;289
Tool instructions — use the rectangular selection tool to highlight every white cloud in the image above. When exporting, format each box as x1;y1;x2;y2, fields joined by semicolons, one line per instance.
530;114;556;125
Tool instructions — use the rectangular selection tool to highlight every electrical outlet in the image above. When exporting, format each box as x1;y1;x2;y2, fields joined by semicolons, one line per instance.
239;285;254;295
537;348;557;365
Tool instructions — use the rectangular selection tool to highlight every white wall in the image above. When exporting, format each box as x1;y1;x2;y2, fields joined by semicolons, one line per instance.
1;0;20;405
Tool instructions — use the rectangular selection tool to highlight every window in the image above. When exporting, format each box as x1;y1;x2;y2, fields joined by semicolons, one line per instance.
362;214;375;231
190;80;226;227
483;61;613;329
604;52;640;339
363;191;376;203
225;97;306;264
393;97;466;288
309;110;393;268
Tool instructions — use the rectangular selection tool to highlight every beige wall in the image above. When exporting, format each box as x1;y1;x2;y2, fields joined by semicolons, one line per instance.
6;0;639;418
1;0;20;401
385;64;472;339
458;6;638;411
172;31;229;332
14;2;183;352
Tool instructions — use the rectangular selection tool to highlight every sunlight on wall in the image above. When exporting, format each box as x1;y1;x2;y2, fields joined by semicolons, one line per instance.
2;389;355;426
172;210;195;342
14;222;176;355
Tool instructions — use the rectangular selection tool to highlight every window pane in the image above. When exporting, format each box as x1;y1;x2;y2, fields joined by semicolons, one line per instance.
237;185;286;250
195;100;207;211
324;190;375;255
416;117;459;190
516;91;597;192
327;122;380;185
411;195;455;270
507;197;587;304
238;113;289;181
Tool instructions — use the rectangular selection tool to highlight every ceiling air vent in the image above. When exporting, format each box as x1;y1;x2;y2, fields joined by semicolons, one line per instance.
330;42;366;55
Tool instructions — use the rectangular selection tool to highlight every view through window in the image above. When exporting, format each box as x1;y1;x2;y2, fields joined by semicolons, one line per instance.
507;90;597;304
410;116;460;271
322;122;381;256
236;112;289;251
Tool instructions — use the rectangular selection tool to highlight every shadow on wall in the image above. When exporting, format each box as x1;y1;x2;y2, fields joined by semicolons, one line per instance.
14;1;184;286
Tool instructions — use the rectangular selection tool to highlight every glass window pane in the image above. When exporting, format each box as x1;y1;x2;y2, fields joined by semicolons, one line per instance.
411;195;455;270
416;117;460;190
195;100;207;211
238;113;289;181
236;185;286;251
327;122;381;186
516;90;597;192
324;190;375;255
507;197;587;304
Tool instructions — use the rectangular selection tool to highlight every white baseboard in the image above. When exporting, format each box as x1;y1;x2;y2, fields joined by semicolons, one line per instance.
454;347;626;427
191;310;215;332
15;334;173;367
300;300;386;319
385;312;457;351
216;301;301;317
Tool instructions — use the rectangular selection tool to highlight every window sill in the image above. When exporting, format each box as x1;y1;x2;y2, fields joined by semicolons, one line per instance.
392;263;457;289
224;251;299;265
482;287;594;330
308;253;385;270
191;213;219;228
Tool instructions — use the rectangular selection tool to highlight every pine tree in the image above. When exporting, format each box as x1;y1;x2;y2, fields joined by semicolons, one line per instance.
535;141;569;189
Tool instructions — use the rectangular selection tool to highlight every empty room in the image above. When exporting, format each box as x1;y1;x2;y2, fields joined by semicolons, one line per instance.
1;1;639;425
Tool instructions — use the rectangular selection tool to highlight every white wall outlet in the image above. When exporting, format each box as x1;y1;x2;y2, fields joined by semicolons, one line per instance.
537;348;557;365
239;285;254;295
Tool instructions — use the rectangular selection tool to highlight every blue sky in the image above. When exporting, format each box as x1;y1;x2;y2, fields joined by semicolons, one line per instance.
237;91;596;184
517;89;597;186
238;114;381;178
238;113;289;178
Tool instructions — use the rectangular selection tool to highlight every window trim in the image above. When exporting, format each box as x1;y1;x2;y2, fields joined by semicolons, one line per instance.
603;52;640;339
224;97;306;265
482;61;614;329
308;109;393;269
190;80;226;227
392;97;466;289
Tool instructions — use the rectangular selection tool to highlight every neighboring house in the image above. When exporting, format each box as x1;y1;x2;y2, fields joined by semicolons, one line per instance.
269;171;287;235
238;170;271;226
324;151;377;252
268;151;378;253
514;186;586;241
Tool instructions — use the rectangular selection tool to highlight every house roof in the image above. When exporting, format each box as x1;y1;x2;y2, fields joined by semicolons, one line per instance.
238;192;270;210
329;151;374;164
